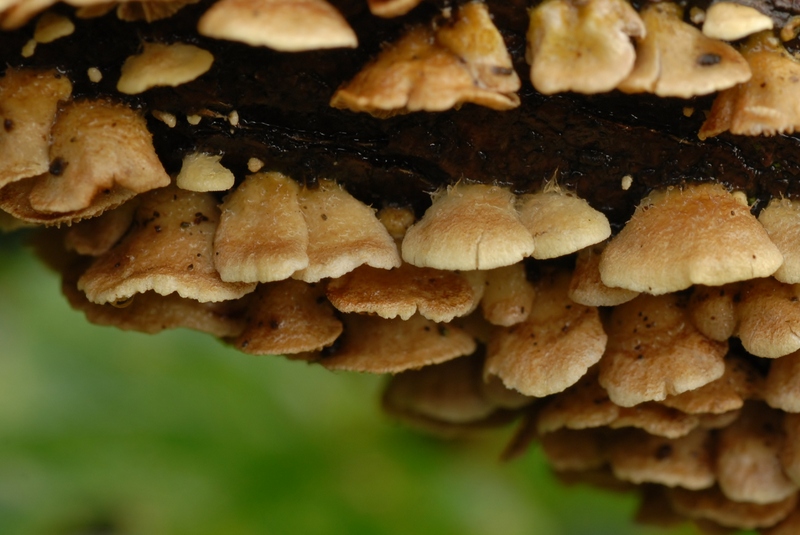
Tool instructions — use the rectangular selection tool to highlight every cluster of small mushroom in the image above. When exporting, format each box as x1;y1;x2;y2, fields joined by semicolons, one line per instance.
5;0;800;533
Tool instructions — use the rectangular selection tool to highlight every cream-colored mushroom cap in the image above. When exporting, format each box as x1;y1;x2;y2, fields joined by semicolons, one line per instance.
175;152;235;192
27;99;171;214
517;189;611;259
485;270;607;398
367;0;421;17
598;293;728;407
700;32;800;138
402;183;534;271
0;69;72;189
294;179;400;282
479;263;536;326
326;263;478;323
608;428;715;490
214;172;309;284
736;277;800;359
569;243;639;306
716;403;798;505
760;198;800;283
687;283;740;342
232;279;342;355
198;0;357;51
78;185;256;304
117;42;214;95
527;0;645;94
319;314;476;374
618;2;751;98
600;183;783;294
702;2;773;41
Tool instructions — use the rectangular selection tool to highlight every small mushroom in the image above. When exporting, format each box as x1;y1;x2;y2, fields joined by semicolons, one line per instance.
367;0;421;18
618;2;751;98
479;263;536;327
64;199;139;256
687;283;741;342
485;269;607;398
759;198;800;284
330;2;520;115
0;68;72;189
294;179;400;282
27;99;171;214
735;277;800;359
517;187;611;259
175;152;235;192
702;2;773;41
700;32;800;138
214;172;309;284
568;243;639;307
526;0;645;94
598;293;728;407
402;184;534;271
198;0;357;51
232;279;342;355
326;263;478;323
78;185;256;304
319;314;476;374
117;42;214;95
599;183;783;294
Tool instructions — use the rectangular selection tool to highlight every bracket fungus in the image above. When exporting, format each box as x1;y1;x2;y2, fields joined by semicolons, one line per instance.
7;0;800;532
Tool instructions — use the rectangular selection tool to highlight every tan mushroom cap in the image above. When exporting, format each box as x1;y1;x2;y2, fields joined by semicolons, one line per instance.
64;199;138;256
599;293;728;407
669;486;798;530
27;99;171;214
326;263;477;323
536;370;619;434
764;350;800;412
608;428;715;490
780;413;800;486
0;69;72;189
367;0;421;18
198;0;357;51
485;269;607;398
599;183;783;295
716;403;798;505
517;189;611;259
232;279;342;355
33;11;74;44
78;185;256;304
611;403;700;439
319;314;476;374
540;427;607;472
294;179;400;283
402;184;534;271
175;152;235;192
760;198;800;284
688;283;741;342
0;174;136;226
736;277;800;359
214;172;308;284
382;355;497;425
702;2;773;41
330;2;520;115
568;243;639;307
117;42;214;95
700;32;800;139
527;0;645;95
763;508;800;535
480;263;536;327
618;2;751;98
662;354;762;415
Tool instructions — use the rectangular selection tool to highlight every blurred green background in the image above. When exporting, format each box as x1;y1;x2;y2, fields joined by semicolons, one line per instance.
0;231;716;535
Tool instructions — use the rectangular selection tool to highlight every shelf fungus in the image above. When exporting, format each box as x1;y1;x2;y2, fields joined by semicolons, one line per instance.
9;0;800;532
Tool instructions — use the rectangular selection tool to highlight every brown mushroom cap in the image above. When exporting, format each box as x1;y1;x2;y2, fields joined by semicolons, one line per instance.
214;172;309;283
764;350;800;412
540;427;607;472
402;184;534;271
326;263;478;323
78;185;256;304
27;99;171;214
599;293;728;407
319;314;476;374
618;2;751;98
600;184;783;295
232;279;342;355
64;199;139;256
763;508;800;535
198;0;357;51
485;269;607;398
700;32;800;139
608;428;715;490
527;0;645;95
517;189;611;259
716;403;798;505
669;486;798;530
